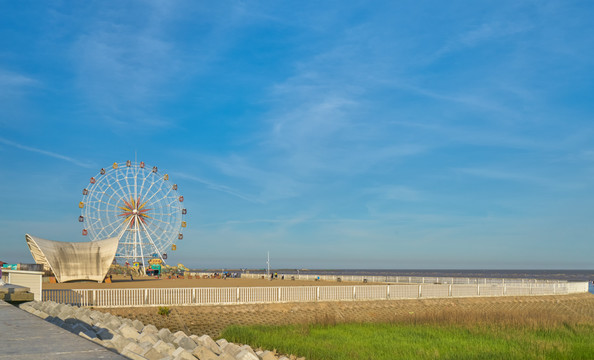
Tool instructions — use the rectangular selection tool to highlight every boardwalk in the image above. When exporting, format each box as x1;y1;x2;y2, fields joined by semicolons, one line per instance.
0;300;125;360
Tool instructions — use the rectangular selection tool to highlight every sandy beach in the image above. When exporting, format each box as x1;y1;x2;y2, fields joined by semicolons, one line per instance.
43;274;363;289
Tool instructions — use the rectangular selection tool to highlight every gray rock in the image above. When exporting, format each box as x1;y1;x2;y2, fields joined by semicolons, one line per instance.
216;339;229;349
122;348;149;360
240;345;258;358
89;310;106;322
18;302;33;311
153;339;176;356
106;333;132;353
142;347;166;360
217;353;237;360
47;316;65;328
95;327;113;340
118;323;140;340
60;321;74;332
57;308;74;321
222;343;242;357
171;347;195;360
192;345;218;360
194;335;221;355
33;309;49;319
105;317;123;331
72;323;97;339
142;324;159;334
138;332;160;345
46;302;61;315
132;319;145;331
236;349;259;360
175;335;197;351
123;342;147;355
158;328;174;343
259;351;278;360
77;314;93;325
141;341;156;350
173;330;188;339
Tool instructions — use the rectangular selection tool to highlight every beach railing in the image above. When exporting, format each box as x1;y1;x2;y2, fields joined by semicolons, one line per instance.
236;273;571;285
42;281;588;308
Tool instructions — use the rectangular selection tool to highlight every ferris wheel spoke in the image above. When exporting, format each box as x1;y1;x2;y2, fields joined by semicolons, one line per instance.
137;173;163;206
145;220;171;239
144;184;174;207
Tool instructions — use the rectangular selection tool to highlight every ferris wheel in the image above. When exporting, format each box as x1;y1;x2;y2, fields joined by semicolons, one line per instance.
78;161;187;269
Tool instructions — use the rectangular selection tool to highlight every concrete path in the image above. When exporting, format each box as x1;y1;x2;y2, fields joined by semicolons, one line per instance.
0;300;126;359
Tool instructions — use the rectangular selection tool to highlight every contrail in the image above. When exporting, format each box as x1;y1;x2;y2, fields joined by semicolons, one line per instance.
0;136;93;168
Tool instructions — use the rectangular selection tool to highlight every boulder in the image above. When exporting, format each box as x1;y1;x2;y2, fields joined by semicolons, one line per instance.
235;349;259;360
107;333;133;353
132;319;145;331
216;339;229;349
259;351;278;360
240;345;258;358
122;342;149;360
193;335;221;355
138;332;160;345
142;347;167;360
158;328;175;343
174;335;197;351
142;324;159;334
171;347;196;360
118;323;141;341
222;343;241;357
191;345;218;360
153;340;176;356
95;327;113;341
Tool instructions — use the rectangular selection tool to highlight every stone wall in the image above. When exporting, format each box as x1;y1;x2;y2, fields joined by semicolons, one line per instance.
19;301;302;360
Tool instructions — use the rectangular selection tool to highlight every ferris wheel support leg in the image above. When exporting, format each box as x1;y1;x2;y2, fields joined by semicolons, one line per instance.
139;220;167;266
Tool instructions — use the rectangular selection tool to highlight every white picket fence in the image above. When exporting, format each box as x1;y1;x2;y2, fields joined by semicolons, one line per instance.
42;282;588;308
237;273;571;285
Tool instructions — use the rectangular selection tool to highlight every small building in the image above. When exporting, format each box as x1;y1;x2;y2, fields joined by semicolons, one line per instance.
1;269;43;300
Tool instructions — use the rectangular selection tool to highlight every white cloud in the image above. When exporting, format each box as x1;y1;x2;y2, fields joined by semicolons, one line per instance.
365;185;423;202
172;171;263;203
0;70;38;91
429;21;533;63
0;136;93;168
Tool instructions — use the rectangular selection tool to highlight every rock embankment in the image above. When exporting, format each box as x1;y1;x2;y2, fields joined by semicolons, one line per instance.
19;301;300;360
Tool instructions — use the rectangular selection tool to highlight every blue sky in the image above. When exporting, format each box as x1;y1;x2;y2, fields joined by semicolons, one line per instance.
1;1;593;269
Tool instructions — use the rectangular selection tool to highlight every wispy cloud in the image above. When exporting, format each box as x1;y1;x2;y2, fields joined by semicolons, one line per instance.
172;171;263;203
0;69;38;92
0;137;93;168
455;166;577;190
428;21;533;63
365;185;424;202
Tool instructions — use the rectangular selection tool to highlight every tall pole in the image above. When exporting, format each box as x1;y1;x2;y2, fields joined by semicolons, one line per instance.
266;251;270;280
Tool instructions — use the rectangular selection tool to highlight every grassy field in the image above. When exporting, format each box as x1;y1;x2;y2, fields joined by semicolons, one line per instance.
222;322;594;360
221;304;594;360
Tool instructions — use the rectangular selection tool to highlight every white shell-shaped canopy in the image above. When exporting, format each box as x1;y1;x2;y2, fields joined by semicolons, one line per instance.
25;234;118;283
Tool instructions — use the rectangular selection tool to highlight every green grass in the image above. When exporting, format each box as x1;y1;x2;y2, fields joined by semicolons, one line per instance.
221;322;594;360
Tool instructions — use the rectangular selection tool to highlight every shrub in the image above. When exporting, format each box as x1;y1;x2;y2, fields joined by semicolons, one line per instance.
158;306;171;316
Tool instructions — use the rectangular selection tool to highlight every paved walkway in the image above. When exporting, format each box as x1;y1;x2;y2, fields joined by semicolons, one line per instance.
0;300;126;359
